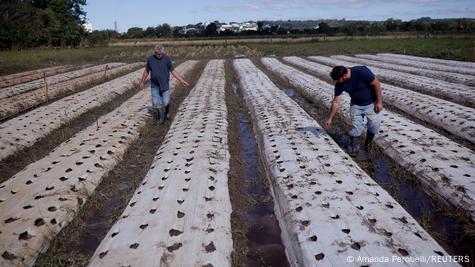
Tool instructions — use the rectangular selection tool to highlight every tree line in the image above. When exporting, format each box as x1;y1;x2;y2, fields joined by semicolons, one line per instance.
88;17;475;46
0;0;87;49
0;0;473;50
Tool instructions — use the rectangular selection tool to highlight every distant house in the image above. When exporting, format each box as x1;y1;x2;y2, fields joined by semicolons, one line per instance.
240;22;258;32
83;21;92;32
218;23;240;33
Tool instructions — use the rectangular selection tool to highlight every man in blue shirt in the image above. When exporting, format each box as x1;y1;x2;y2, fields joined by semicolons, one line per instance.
324;65;383;156
139;44;189;123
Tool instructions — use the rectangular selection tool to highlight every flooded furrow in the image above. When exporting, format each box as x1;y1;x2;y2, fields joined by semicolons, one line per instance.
230;79;290;267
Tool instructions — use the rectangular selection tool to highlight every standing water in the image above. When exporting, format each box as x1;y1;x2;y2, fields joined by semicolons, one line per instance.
233;82;290;267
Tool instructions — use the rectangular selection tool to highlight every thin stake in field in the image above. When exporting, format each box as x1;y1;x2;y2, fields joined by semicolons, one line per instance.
43;72;49;102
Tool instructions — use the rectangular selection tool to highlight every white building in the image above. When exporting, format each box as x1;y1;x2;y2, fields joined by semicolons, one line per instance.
240;22;258;32
83;21;92;32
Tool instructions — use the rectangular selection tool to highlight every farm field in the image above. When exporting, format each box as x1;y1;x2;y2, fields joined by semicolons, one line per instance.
0;44;474;266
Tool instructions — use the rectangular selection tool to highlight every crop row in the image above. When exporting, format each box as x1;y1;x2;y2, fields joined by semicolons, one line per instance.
333;55;475;86
234;58;453;266
0;63;126;100
0;61;196;266
89;59;233;267
0;63;144;120
309;56;475;108
0;65;86;88
262;57;475;222
378;53;475;69
283;56;475;144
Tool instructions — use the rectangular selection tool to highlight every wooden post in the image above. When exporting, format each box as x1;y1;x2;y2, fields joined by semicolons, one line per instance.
104;64;108;78
43;72;49;102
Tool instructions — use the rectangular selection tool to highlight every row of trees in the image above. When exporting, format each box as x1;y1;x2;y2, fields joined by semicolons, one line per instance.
1;0;473;50
0;0;87;49
110;18;474;40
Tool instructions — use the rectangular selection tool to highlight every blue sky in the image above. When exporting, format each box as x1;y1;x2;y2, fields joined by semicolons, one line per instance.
84;0;475;32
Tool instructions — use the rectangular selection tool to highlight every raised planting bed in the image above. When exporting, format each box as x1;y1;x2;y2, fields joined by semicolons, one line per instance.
234;58;455;267
0;61;197;266
0;63;144;120
263;57;475;222
309;56;475;108
283;56;475;144
0;63;126;100
89;60;233;267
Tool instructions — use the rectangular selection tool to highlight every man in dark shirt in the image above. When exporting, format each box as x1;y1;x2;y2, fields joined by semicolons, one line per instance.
324;65;383;155
139;44;189;123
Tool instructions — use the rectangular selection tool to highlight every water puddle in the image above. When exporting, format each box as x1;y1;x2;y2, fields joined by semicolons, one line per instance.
234;82;290;267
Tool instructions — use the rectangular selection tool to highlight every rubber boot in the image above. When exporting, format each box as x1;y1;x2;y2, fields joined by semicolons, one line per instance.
365;131;375;152
348;135;360;156
156;106;165;124
165;104;170;120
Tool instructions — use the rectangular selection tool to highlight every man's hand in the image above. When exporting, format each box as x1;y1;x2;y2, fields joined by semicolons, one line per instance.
181;80;190;87
323;117;332;129
375;102;383;113
139;81;144;90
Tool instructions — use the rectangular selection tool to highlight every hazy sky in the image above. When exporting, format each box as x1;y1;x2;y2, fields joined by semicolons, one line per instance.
84;0;475;32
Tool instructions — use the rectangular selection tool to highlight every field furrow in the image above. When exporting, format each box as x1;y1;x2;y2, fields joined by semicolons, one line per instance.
89;60;233;267
262;57;475;222
356;54;475;76
0;62;144;120
0;61;197;267
0;63;126;100
283;56;475;144
378;53;475;69
234;58;454;267
308;56;475;108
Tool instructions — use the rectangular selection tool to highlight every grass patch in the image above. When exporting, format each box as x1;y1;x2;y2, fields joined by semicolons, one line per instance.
1;37;473;75
247;37;475;60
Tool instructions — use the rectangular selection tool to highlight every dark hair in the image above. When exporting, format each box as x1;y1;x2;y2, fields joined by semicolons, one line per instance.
330;66;347;81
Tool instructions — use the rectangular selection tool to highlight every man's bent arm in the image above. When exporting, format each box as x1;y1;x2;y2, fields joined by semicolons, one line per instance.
171;69;189;86
371;77;383;112
139;69;150;89
324;95;341;128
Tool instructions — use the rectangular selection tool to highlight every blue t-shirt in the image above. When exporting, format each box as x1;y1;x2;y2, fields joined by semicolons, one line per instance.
146;55;174;93
334;66;376;106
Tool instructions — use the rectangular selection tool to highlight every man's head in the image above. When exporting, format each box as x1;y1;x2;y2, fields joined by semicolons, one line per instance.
330;66;349;83
154;44;166;57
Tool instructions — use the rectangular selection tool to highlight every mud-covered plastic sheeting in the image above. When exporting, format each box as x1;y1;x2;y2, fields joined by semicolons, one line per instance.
234;58;458;267
0;61;197;267
344;54;475;85
263;57;475;224
0;65;83;88
283;56;475;144
309;56;475;107
0;65;150;162
378;53;475;69
89;60;233;267
0;63;127;100
0;62;145;120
